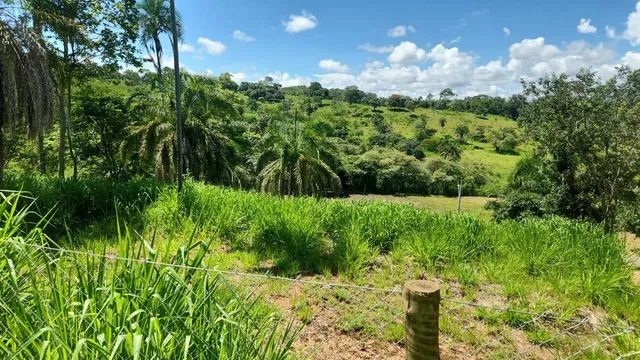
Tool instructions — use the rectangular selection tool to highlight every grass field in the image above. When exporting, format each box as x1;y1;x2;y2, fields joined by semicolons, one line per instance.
3;179;639;359
345;194;494;219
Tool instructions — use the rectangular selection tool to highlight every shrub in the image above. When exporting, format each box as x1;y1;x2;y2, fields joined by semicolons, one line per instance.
491;127;519;154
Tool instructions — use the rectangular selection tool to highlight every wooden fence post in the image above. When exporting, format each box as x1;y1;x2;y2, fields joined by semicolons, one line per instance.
404;280;440;360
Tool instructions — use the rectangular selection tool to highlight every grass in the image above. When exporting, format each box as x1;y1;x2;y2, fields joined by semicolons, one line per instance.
0;192;298;359
344;193;494;219
3;177;640;358
311;101;523;194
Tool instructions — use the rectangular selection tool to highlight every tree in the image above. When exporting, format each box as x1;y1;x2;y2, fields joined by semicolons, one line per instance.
168;0;184;192
34;0;140;179
439;88;456;100
0;13;55;184
256;112;341;197
344;85;365;104
437;135;462;161
454;123;470;141
139;0;181;86
512;68;640;230
123;74;241;184
490;127;519;154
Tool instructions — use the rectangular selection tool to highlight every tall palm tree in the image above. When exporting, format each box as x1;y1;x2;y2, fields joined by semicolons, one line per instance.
138;0;181;87
256;112;341;197
0;14;55;184
122;77;242;185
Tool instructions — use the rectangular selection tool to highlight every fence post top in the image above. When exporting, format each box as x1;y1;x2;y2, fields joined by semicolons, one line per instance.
404;280;440;295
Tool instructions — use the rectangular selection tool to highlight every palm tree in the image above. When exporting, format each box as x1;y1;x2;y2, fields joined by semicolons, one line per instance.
256;112;341;197
437;135;462;162
138;0;181;86
123;77;242;185
0;14;55;184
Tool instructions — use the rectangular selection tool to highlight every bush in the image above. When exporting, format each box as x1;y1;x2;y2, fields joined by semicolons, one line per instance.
491;128;519;154
3;173;162;237
487;192;546;221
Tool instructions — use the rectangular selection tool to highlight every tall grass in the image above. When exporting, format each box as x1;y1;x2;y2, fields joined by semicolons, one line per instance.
160;182;638;318
0;192;298;359
2;173;163;237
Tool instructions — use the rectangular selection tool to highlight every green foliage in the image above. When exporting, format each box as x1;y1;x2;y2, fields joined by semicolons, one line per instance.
490;127;519;154
437;135;462;161
496;68;640;231
454;123;470;141
256;112;341;197
172;181;635;311
2;173;162;237
0;193;298;359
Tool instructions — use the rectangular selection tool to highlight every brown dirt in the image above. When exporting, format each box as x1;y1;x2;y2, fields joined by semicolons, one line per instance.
625;232;640;286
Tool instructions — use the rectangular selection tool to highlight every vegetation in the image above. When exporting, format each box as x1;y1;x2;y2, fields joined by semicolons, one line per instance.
0;192;298;359
2;0;640;357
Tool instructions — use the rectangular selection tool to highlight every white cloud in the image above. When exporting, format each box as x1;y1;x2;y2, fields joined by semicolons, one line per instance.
388;25;416;38
450;36;462;45
233;30;255;42
358;43;394;54
388;41;427;64
266;72;310;87
318;59;350;73
283;11;318;33
605;25;617;39
178;43;196;53
625;2;640;45
256;36;640;99
577;18;597;34
503;27;511;36
197;37;226;55
230;72;247;83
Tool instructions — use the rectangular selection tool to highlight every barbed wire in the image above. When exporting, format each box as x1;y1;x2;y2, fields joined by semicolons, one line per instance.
3;239;639;359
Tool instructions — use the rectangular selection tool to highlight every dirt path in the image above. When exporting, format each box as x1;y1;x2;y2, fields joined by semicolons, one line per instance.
625;232;640;286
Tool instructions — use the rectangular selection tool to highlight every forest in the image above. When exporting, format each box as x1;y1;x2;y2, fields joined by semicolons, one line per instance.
1;0;640;359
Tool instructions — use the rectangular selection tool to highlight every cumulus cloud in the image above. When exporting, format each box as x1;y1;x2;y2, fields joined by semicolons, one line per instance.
266;72;310;87
358;43;394;54
178;43;196;53
625;2;640;45
233;30;255;42
230;72;247;83
606;25;617;39
316;38;628;97
503;27;511;36
283;11;318;33
577;18;597;34
255;36;640;98
388;25;416;38
197;37;226;55
318;59;350;73
388;41;427;64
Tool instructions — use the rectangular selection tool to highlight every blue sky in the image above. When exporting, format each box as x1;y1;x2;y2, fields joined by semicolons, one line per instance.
164;0;640;96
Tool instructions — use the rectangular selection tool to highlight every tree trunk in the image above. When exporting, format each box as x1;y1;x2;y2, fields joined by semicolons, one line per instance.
154;35;163;87
34;16;47;176
57;88;66;179
38;128;46;174
169;0;184;193
66;72;78;179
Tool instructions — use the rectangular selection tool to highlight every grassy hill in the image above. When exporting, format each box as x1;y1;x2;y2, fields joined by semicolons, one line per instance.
307;100;524;194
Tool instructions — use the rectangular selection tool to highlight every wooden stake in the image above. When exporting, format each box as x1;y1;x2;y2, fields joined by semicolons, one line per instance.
404;280;440;360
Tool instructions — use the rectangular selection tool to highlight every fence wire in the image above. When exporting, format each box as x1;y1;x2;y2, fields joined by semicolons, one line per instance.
1;239;638;359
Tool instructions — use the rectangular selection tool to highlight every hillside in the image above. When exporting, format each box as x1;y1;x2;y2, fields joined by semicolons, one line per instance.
306;100;524;194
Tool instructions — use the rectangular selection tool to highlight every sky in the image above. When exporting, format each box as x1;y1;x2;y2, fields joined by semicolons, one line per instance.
164;0;640;97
